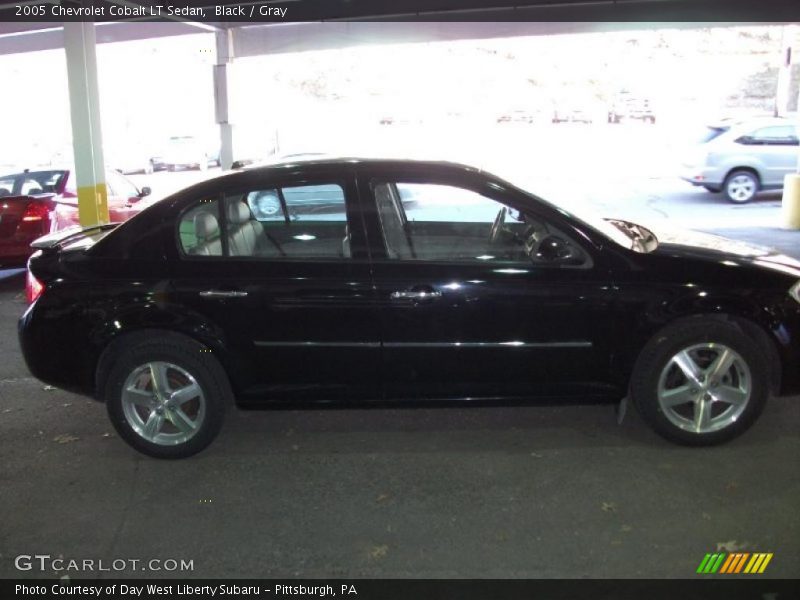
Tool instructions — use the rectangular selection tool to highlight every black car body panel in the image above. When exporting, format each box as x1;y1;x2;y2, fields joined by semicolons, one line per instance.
18;158;800;408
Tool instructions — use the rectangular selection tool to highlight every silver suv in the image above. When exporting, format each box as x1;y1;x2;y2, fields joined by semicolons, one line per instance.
680;117;798;203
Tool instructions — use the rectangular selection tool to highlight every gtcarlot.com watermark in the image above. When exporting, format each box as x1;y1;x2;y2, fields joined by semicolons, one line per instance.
14;554;194;573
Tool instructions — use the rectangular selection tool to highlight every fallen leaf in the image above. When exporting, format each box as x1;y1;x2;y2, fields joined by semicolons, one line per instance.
601;502;617;513
621;524;632;533
291;444;299;451
376;493;391;504
725;481;739;493
53;434;79;444
62;403;72;408
43;385;55;391
530;452;544;458
369;545;389;560
101;433;112;438
702;512;712;521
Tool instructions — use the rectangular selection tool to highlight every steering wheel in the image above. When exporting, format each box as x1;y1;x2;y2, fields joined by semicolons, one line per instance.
488;207;507;245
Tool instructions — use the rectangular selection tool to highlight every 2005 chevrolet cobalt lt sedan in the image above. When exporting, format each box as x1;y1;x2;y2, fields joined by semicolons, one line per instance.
18;158;800;458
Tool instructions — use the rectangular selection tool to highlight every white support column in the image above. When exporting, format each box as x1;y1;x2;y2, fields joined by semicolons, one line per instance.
63;20;108;227
781;25;800;229
215;29;235;170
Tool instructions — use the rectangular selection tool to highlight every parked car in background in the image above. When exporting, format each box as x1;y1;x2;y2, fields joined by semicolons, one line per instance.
497;110;535;124
18;157;800;458
108;146;157;175
608;92;656;124
680;117;799;203
163;136;219;171
552;106;593;124
0;167;150;267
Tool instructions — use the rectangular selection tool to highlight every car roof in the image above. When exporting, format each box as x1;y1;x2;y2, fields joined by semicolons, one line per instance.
711;116;794;130
152;156;511;213
227;155;488;180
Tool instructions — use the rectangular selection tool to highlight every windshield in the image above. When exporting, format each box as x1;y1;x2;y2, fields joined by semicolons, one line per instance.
511;186;654;252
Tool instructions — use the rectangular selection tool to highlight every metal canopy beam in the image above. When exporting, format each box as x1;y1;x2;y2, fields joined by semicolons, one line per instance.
0;21;212;55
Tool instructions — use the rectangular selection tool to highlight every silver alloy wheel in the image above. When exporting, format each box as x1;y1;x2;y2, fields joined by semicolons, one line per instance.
121;361;206;445
726;174;756;203
657;343;751;434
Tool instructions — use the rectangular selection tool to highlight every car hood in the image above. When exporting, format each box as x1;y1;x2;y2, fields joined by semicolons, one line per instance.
651;226;800;278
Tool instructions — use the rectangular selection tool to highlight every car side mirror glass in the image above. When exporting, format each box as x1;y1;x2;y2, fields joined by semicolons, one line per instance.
139;186;151;197
532;235;585;266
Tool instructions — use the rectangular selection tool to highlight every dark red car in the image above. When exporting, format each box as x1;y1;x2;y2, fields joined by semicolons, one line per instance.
0;168;151;267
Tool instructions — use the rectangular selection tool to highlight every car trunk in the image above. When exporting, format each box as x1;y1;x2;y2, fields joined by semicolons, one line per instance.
27;223;119;282
0;195;56;261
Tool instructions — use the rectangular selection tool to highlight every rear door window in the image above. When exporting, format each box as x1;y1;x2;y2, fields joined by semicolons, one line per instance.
234;183;349;258
748;125;799;145
179;198;223;257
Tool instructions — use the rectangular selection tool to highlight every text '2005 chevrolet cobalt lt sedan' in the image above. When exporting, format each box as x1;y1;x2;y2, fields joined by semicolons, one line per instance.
18;158;800;458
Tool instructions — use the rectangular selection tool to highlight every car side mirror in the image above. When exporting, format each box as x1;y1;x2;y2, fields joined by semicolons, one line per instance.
532;235;585;266
139;186;151;197
735;135;755;145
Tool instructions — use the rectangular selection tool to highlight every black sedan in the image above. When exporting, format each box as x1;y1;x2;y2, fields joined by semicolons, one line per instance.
18;158;800;458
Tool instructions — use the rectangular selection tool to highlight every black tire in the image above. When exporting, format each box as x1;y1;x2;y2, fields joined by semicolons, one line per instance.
631;319;768;446
103;333;231;458
723;170;759;204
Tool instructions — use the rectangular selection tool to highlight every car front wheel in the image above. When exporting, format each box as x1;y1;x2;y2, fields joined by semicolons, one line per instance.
631;319;768;446
723;170;759;204
104;334;230;458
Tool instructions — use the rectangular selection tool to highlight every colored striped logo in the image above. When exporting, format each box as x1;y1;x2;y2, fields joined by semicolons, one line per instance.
696;552;773;574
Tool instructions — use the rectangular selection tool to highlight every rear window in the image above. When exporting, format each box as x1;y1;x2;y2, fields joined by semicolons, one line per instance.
696;126;728;144
0;170;67;196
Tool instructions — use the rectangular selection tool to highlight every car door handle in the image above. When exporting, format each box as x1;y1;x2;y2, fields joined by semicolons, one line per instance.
390;290;442;300
199;290;249;299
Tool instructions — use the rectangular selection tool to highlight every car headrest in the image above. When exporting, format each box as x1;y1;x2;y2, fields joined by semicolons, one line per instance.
194;212;219;240
227;201;251;225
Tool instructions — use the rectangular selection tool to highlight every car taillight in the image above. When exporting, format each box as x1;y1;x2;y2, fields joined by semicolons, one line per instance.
26;270;44;303
22;202;50;222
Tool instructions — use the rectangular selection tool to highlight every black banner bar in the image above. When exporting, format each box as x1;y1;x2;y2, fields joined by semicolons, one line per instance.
4;579;800;600
0;0;798;24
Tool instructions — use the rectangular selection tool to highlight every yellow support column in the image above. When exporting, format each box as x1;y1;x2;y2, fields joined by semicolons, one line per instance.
63;19;109;227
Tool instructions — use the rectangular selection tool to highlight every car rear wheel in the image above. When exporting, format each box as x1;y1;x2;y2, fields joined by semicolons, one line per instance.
723;170;759;204
631;319;768;446
104;334;230;458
